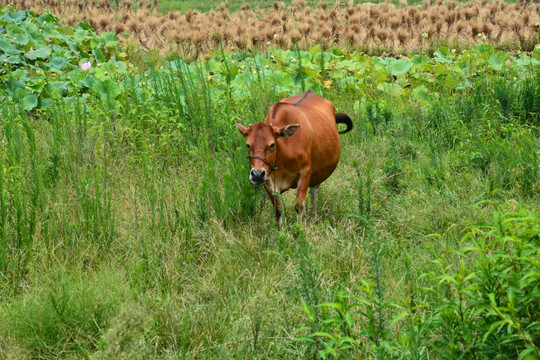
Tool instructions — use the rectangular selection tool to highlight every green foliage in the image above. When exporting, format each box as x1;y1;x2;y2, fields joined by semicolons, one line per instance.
426;204;540;359
295;205;540;359
4;2;539;119
0;6;128;110
295;292;360;359
131;43;540;118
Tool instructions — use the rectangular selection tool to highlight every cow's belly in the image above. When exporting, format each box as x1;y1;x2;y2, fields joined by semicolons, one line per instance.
310;160;339;186
270;155;339;192
309;135;341;186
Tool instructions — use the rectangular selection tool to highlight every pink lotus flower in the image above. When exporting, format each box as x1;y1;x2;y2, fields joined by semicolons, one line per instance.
80;62;91;71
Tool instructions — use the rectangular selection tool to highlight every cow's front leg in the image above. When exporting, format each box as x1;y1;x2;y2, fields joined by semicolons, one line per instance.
294;172;311;220
264;183;283;229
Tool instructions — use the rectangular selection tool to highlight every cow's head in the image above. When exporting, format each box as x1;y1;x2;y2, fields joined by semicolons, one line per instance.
236;122;300;185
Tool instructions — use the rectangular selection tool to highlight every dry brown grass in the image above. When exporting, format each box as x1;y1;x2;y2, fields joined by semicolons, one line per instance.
3;0;539;56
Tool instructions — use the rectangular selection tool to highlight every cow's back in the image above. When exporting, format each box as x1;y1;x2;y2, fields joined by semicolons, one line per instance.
267;91;341;187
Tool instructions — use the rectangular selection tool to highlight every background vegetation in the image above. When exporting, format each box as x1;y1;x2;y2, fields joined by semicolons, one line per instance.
0;2;539;359
1;0;539;57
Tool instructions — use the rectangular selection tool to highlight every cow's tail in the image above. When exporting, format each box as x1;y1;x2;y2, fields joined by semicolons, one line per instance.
336;113;353;134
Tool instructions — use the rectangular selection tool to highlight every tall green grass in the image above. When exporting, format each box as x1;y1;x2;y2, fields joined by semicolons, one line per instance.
0;49;539;359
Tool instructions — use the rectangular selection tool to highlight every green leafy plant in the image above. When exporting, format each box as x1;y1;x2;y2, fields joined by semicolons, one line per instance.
0;6;127;110
294;204;540;359
295;292;360;359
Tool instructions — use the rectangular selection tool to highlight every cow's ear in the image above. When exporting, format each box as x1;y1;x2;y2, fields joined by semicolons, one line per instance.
236;123;250;137
277;124;300;138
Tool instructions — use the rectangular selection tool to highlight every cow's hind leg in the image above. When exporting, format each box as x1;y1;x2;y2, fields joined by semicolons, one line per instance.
264;184;283;229
294;172;311;221
309;185;319;220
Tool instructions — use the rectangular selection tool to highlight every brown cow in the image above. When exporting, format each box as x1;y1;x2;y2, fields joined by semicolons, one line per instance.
236;90;352;229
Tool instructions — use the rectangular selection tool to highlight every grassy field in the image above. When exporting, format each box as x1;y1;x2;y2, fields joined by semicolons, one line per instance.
158;0;327;13
0;4;539;360
157;0;517;13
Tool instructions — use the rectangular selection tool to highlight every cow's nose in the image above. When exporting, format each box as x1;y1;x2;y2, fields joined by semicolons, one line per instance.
250;169;266;184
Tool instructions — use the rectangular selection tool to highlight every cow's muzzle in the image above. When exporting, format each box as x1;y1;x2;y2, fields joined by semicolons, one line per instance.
249;169;267;185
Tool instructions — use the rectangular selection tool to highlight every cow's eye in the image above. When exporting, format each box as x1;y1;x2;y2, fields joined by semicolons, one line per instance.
246;144;251;149
268;143;275;149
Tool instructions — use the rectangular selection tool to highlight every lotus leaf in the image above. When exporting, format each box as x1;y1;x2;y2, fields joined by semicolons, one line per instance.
1;54;22;64
46;57;69;71
377;82;405;97
4;69;27;95
95;65;112;81
412;85;433;104
22;92;38;110
411;54;430;67
93;78;121;101
329;46;344;57
387;58;413;76
472;43;493;55
1;9;26;23
26;46;51;60
433;46;455;63
9;27;29;46
100;32;118;49
0;38;18;54
36;12;58;25
49;81;70;94
488;51;509;72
